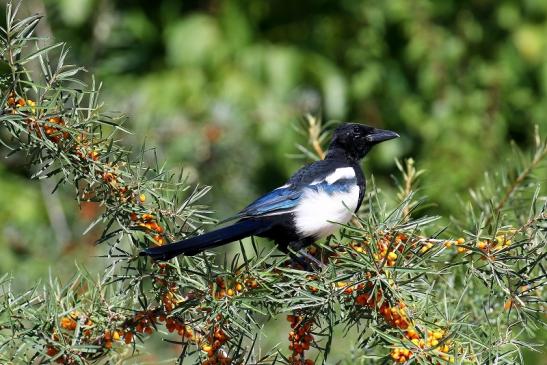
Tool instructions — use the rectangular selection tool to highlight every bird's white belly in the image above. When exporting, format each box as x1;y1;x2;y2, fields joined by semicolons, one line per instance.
294;185;360;238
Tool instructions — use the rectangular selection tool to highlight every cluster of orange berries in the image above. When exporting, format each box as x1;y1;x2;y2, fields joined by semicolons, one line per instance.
211;275;259;300
120;309;234;364
98;164;123;190
6;93;32;111
59;311;81;331
441;235;512;256
351;285;455;363
5;95;142;209
441;237;466;253
59;311;96;337
355;290;411;330
160;312;232;365
131;310;157;336
305;274;320;293
45;344;67;364
286;315;315;365
346;232;480;258
350;233;410;267
334;280;357;295
29;116;69;143
47;311;134;363
201;351;231;365
72;135;101;163
6;94;73;144
476;235;512;253
389;346;412;363
102;329;124;349
390;328;453;363
160;286;185;311
379;301;410;330
161;315;194;339
130;212;165;246
200;325;231;365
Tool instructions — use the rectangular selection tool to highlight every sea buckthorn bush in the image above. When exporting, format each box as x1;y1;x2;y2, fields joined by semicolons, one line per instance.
0;4;545;365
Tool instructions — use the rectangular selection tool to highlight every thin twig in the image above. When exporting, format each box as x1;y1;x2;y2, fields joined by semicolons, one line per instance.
484;139;547;227
306;114;325;160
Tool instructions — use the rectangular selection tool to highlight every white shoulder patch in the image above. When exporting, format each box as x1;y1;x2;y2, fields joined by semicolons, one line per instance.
274;184;291;190
294;185;360;238
325;167;355;184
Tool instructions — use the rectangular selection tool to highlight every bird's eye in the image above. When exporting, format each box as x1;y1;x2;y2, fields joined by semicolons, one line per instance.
352;126;361;134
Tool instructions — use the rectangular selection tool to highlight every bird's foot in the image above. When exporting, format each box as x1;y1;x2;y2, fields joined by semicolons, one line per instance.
287;250;325;271
298;249;326;269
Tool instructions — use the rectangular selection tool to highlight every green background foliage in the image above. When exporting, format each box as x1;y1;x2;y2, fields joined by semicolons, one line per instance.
0;0;545;363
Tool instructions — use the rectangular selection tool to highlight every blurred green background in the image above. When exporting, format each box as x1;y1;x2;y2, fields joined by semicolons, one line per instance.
1;0;546;363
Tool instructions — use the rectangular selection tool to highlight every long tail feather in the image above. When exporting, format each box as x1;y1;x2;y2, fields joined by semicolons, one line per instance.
140;220;270;260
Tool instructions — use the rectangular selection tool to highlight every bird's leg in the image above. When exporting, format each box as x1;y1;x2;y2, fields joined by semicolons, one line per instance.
287;240;325;271
297;249;326;269
287;250;314;271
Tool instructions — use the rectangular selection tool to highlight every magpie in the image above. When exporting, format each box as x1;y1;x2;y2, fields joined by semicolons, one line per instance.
141;123;399;261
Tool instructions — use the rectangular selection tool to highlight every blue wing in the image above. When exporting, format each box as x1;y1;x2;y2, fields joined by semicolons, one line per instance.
236;185;302;218
235;177;357;219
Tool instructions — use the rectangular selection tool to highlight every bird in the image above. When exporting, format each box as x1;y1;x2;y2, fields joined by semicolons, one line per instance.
141;123;399;261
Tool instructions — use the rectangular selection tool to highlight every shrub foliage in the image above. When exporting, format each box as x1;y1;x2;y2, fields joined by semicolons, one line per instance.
0;4;545;364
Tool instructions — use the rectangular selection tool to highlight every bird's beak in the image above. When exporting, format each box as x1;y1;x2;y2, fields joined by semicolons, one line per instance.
365;128;400;143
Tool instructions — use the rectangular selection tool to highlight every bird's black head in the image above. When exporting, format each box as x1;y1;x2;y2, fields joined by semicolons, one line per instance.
326;123;399;161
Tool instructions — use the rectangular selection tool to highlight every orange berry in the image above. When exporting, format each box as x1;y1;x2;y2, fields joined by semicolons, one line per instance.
102;172;115;182
139;194;146;202
477;241;487;249
406;329;419;339
46;346;58;356
202;344;212;352
60;316;77;330
88;150;99;160
112;331;121;341
124;332;133;344
287;315;296;322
